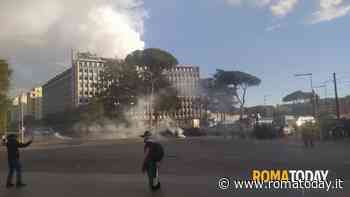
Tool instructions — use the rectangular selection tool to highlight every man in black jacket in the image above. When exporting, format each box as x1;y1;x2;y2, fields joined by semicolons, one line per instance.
5;134;32;188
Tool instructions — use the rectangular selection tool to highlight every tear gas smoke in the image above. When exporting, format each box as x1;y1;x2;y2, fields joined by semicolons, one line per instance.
72;96;185;140
0;0;147;95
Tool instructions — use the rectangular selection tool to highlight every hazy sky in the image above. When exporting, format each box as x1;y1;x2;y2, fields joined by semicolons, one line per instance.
1;0;350;106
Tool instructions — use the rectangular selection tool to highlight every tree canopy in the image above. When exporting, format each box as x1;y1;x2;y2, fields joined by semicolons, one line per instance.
0;59;11;97
0;59;11;134
125;48;178;74
95;48;180;122
214;69;261;88
98;60;142;118
212;69;261;119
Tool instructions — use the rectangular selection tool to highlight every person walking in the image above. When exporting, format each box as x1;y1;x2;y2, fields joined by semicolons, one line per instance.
141;131;164;191
301;122;315;148
5;134;33;188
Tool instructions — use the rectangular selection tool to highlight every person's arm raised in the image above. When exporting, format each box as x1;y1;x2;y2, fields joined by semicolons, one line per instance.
17;139;33;148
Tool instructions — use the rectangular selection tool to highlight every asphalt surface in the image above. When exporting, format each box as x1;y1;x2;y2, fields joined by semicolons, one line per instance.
0;137;349;196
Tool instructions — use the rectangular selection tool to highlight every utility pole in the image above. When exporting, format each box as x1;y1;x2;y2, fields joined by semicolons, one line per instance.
142;70;155;129
333;72;340;119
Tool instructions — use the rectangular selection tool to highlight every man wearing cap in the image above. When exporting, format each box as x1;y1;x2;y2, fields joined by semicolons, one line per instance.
5;134;33;188
141;131;164;191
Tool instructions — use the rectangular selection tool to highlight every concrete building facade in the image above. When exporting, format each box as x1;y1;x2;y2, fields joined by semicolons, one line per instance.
71;51;107;107
132;65;202;128
9;86;43;126
167;65;201;127
42;69;73;117
42;51;107;117
42;51;202;128
9;94;27;124
27;87;43;120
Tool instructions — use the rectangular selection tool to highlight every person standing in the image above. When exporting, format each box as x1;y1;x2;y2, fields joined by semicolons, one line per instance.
141;131;164;191
5;134;33;188
301;122;315;148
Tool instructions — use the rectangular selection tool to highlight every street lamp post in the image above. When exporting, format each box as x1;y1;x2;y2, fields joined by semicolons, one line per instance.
294;73;315;117
313;84;327;141
18;94;25;143
142;70;155;129
313;85;326;98
264;94;271;106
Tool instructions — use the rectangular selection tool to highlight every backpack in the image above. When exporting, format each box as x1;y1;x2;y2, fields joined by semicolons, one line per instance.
150;142;164;162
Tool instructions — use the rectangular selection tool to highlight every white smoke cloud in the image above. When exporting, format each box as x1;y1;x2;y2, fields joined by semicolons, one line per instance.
309;0;350;24
72;96;185;140
225;0;298;17
0;0;146;93
270;0;299;17
0;0;146;59
225;0;272;7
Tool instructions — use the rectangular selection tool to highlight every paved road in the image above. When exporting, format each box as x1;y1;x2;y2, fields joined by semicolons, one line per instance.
0;137;349;196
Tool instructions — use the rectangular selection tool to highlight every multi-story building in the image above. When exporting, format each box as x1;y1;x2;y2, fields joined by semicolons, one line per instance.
71;50;107;106
133;65;202;128
27;87;43;120
42;69;73;117
43;51;107;117
167;65;201;127
9;94;27;124
42;50;202;128
8;86;43;124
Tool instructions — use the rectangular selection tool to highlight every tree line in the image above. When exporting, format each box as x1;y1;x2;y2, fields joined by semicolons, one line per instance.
5;48;263;132
0;59;11;134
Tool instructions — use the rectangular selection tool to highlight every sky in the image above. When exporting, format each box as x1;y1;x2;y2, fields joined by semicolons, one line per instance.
1;0;350;106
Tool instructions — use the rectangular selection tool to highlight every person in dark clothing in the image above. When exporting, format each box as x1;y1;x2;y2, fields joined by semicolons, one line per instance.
141;131;164;191
5;134;33;188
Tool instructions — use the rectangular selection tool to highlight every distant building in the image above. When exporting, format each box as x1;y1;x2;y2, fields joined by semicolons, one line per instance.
131;64;202;127
71;50;107;106
167;65;201;127
27;87;43;120
42;50;109;118
42;69;73;117
165;65;202;127
167;65;200;97
9;86;43;124
9;93;27;124
42;50;202;128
